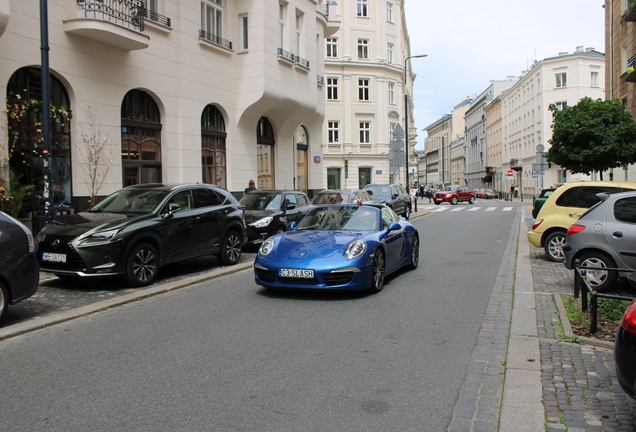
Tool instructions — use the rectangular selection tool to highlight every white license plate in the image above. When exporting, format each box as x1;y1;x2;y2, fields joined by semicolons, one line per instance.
42;252;67;263
280;268;314;278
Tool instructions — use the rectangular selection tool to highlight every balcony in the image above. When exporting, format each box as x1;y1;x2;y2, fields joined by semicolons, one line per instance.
317;75;325;86
624;1;636;21
277;48;310;70
64;0;149;50
198;30;233;51
624;55;636;83
145;9;171;28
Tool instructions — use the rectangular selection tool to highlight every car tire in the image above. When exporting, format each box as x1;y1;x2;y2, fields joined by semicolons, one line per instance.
469;196;475;204
451;196;458;205
577;251;618;292
368;249;385;294
125;242;159;287
403;205;410;220
276;226;286;235
544;231;567;262
407;235;419;270
218;230;242;265
434;201;441;205
0;281;7;323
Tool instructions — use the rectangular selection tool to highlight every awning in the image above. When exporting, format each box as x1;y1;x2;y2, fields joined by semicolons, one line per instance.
483;174;492;183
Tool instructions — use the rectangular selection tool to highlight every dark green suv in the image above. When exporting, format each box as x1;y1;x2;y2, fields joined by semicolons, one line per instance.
36;184;246;287
531;187;556;218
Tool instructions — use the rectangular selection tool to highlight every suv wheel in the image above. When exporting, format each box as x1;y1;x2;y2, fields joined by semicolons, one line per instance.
544;231;567;262
451;196;458;205
403;205;410;220
218;230;242;265
0;282;7;323
578;251;617;292
125;242;159;287
469;196;475;204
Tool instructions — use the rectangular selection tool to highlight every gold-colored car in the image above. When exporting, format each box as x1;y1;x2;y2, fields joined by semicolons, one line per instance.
527;181;636;262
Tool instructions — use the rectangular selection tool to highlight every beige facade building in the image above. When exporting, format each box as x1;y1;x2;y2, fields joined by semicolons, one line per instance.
484;94;504;193
0;0;337;232
322;0;417;190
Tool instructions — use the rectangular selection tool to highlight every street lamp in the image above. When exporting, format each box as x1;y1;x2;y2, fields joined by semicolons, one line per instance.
404;54;427;211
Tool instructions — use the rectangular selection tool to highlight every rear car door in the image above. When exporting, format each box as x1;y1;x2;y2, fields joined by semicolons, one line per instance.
391;185;405;214
606;195;636;270
192;187;232;253
160;189;202;261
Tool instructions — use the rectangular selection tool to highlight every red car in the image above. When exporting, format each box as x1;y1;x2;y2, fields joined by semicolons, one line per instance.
484;189;498;199
433;185;476;205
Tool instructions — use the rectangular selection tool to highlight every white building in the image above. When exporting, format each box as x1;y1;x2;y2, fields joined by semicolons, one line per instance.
500;47;605;197
322;0;417;190
0;0;337;233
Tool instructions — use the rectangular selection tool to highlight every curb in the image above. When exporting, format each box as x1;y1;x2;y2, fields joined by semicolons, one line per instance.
0;261;254;341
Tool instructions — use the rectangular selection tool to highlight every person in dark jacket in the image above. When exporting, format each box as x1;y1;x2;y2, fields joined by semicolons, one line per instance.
244;179;257;195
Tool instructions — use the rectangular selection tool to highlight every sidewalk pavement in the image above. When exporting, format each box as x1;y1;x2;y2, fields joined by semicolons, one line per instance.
449;206;636;431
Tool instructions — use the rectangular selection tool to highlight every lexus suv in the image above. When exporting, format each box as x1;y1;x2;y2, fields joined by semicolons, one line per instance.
363;184;411;219
36;183;246;287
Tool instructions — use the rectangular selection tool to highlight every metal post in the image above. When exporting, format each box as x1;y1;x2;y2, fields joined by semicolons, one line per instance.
404;54;427;188
40;0;53;224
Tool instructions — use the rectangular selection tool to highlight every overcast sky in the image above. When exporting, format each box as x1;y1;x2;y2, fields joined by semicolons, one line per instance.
404;0;606;148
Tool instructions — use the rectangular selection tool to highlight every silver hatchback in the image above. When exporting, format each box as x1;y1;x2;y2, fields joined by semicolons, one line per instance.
563;191;636;292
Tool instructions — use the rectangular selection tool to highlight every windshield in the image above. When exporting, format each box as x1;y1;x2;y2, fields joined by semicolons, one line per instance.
90;189;170;214
297;206;379;231
364;186;391;198
312;193;346;204
240;193;282;210
442;186;459;192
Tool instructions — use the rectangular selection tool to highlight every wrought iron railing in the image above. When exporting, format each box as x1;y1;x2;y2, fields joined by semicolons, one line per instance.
77;0;145;32
199;30;233;50
278;48;296;63
317;75;325;85
295;55;310;69
145;8;171;27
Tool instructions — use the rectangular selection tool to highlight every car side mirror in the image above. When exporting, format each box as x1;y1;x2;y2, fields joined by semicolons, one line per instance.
392;193;398;199
367;191;373;196
289;221;297;231
162;203;181;219
387;221;401;231
286;203;296;210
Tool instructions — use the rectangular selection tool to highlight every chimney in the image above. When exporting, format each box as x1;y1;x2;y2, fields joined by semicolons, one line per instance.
576;46;584;53
586;47;595;52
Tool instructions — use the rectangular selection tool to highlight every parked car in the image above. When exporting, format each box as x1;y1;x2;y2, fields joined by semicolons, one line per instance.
484;189;498;199
253;204;419;293
615;275;636;400
0;212;39;322
528;181;636;262
363;183;411;219
311;189;372;205
433;185;476;205
476;188;486;199
36;183;246;287
563;191;636;292
531;187;557;218
240;190;314;247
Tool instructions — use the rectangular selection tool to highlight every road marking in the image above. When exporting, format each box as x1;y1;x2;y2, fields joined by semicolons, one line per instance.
450;207;464;212
503;207;513;211
467;207;481;212
432;207;449;212
486;207;497;211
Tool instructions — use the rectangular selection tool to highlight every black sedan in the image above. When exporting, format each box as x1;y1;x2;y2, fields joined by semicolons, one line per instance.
36;183;246;287
240;190;314;247
615;273;636;400
0;211;39;322
363;184;411;219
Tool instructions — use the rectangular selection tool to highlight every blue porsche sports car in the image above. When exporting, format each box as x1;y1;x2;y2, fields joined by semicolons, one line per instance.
253;204;419;293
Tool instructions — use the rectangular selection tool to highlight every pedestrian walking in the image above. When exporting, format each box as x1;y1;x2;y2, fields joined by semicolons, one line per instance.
425;188;433;203
244;179;257;195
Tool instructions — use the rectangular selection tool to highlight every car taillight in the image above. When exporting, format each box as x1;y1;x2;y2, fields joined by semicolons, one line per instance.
621;301;636;334
567;224;586;236
532;219;543;230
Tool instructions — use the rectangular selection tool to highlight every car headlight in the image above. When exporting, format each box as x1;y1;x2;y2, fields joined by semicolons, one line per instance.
79;227;126;245
345;240;367;260
251;216;273;228
259;238;275;256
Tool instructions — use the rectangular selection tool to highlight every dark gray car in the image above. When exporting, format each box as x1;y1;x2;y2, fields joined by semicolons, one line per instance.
563;191;636;292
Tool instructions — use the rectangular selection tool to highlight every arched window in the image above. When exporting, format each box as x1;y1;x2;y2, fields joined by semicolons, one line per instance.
6;67;72;224
295;125;308;193
256;117;275;189
201;105;227;189
121;90;162;186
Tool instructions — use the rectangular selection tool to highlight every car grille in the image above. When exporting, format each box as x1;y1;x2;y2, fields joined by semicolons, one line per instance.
278;276;320;285
324;272;354;285
255;268;276;282
38;235;86;270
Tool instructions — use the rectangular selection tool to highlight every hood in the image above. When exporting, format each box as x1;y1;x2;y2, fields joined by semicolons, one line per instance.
275;230;363;259
371;196;390;204
245;209;278;224
38;211;142;237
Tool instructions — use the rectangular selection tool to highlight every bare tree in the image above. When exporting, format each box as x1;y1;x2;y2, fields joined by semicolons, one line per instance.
75;106;114;207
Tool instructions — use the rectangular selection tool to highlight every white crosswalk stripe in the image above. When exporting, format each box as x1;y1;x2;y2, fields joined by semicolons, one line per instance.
450;207;464;212
416;203;516;213
485;207;497;211
467;207;481;212
502;207;513;212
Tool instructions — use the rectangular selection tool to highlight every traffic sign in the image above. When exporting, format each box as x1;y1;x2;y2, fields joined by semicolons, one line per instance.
507;169;514;177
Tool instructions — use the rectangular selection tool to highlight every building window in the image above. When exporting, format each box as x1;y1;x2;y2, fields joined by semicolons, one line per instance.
387;42;394;63
386;2;393;22
555;72;567;88
358;39;369;59
328;121;340;144
388;81;395;104
295;11;302;55
201;105;227;189
295;125;308;193
358;78;370;101
327;167;341;189
357;0;369;17
201;0;223;39
257;117;275;190
326;37;338;58
279;2;286;49
121;89;162;186
591;71;599;87
327;77;338;100
554;101;567;111
359;121;371;144
239;14;248;51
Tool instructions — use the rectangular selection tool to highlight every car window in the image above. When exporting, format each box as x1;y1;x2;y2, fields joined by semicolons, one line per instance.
297;194;309;206
381;206;395;229
168;190;193;211
554;188;579;207
614;197;636;224
284;194;297;208
575;187;623;208
194;188;223;208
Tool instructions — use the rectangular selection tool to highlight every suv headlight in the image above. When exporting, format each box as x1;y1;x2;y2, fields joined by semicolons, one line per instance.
251;216;273;228
345;240;367;260
80;227;127;245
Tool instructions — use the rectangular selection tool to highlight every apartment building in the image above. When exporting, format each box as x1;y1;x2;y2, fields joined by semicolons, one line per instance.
322;0;417;190
500;47;605;197
605;0;636;181
484;93;504;193
0;0;337;233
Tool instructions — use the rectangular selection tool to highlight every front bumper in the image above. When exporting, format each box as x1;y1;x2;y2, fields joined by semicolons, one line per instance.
37;234;125;276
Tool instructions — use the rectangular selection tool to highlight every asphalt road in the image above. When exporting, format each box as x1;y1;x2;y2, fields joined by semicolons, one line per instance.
0;200;522;431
